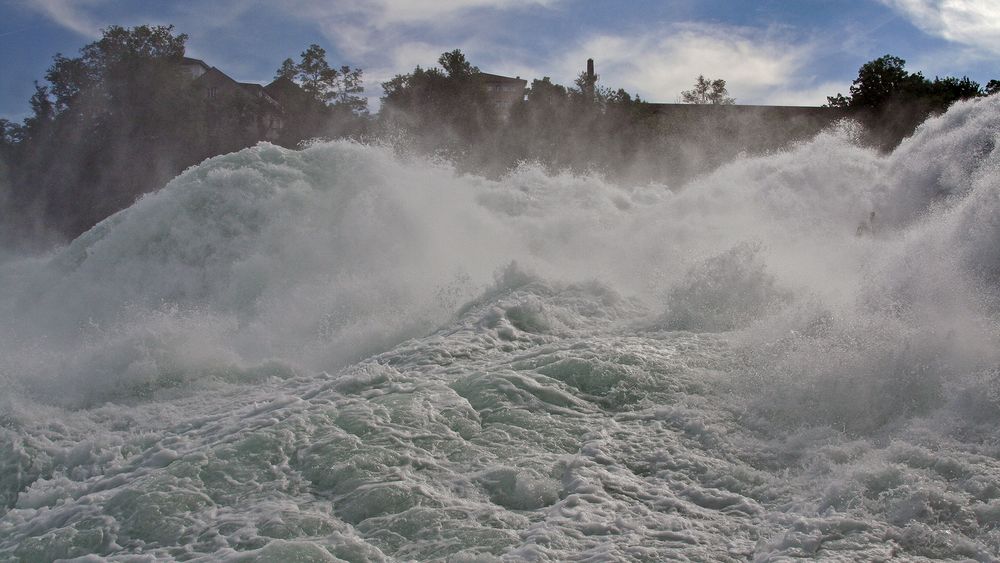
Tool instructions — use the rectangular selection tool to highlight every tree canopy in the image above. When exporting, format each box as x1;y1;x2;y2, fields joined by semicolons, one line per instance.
438;49;479;78
680;76;735;105
824;54;989;149
2;26;371;244
827;54;983;110
273;44;367;115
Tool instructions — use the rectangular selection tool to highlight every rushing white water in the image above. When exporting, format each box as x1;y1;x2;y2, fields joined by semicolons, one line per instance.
1;97;1000;561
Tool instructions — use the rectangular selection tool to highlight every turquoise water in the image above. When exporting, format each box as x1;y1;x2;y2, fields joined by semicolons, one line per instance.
2;97;1000;561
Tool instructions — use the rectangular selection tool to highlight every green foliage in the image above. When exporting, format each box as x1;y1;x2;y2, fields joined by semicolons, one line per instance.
379;49;652;178
928;76;982;106
987;80;1000;96
0;119;15;165
681;76;735;105
438;50;478;78
835;55;921;108
573;70;597;97
827;54;986;149
275;58;297;81
828;54;982;111
379;51;497;152
297;44;338;104
3;28;373;243
83;24;186;65
0;119;12;146
526;77;567;104
275;44;367;114
332;64;367;114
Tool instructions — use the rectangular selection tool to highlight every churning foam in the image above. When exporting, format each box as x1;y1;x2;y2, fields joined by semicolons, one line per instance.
1;95;1000;560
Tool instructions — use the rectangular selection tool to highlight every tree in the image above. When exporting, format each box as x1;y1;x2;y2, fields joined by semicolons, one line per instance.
681;75;735;105
332;65;366;114
0;118;17;158
573;70;597;98
275;58;297;81
986;80;1000;96
928;76;982;106
379;50;497;154
825;54;984;150
297;44;339;104
438;49;478;78
827;54;982;111
527;77;568;104
274;44;367;114
827;55;928;109
7;25;201;240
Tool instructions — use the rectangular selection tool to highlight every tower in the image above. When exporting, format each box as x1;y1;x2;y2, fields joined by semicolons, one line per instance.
586;58;595;98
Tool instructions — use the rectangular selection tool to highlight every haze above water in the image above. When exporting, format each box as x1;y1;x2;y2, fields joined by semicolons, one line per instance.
2;98;1000;561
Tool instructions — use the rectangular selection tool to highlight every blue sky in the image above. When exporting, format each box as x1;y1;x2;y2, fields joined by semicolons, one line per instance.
1;0;998;120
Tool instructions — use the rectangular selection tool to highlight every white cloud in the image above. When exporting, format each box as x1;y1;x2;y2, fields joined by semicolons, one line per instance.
367;0;558;27
286;0;558;58
20;0;106;37
16;0;837;107
880;0;1000;55
767;81;851;107
548;24;828;105
312;0;558;27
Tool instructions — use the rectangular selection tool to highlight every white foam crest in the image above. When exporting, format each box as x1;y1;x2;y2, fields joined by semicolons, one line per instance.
1;97;998;411
3;97;1000;558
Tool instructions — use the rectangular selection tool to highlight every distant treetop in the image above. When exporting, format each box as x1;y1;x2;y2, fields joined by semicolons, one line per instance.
680;76;735;105
827;54;985;110
272;44;366;114
438;49;479;79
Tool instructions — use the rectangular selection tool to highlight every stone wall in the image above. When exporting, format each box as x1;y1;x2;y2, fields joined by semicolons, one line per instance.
644;104;851;184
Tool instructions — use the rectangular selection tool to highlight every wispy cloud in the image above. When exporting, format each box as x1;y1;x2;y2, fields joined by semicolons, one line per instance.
362;0;559;27
287;0;559;58
879;0;1000;55
19;0;106;38
13;0;839;106
546;24;830;105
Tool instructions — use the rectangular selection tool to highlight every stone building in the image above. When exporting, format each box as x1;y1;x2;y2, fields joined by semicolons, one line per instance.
179;57;287;142
476;73;527;116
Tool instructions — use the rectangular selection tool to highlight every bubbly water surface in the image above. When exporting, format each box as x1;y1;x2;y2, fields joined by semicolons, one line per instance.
2;97;1000;561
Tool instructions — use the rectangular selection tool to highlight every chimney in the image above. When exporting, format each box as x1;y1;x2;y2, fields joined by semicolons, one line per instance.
586;58;595;98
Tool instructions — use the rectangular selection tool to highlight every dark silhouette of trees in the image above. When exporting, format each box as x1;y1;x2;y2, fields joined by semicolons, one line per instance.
4;25;203;242
7;30;993;250
438;49;479;78
681;76;735;105
3;26;370;246
380;50;498;157
269;44;368;143
380;49;655;178
275;58;297;81
827;55;922;109
827;54;984;149
287;44;366;114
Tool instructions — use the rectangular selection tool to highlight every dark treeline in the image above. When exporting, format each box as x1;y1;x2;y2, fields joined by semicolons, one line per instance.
0;25;367;247
377;50;994;180
377;50;660;180
827;54;997;150
1;25;996;249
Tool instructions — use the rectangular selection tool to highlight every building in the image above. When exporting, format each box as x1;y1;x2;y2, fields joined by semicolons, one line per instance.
179;57;287;142
179;57;211;80
477;73;527;116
